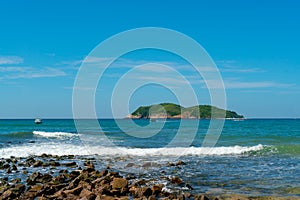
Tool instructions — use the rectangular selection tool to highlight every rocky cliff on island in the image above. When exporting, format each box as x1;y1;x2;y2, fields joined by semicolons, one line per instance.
127;103;244;119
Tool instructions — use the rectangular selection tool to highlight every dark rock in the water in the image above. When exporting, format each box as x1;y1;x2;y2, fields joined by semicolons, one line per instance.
125;163;135;167
11;164;17;171
152;184;163;195
50;161;60;167
171;176;183;184
176;160;186;166
2;164;10;169
11;178;21;184
186;183;194;190
26;172;53;185
64;161;77;167
33;160;44;167
6;168;11;174
167;162;175;167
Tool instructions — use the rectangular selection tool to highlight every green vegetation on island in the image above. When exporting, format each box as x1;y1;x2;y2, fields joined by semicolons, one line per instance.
129;103;244;119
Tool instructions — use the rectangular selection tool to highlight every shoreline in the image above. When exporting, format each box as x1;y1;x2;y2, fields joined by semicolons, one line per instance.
1;154;299;200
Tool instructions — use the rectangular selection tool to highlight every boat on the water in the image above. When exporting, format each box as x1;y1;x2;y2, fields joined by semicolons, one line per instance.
34;118;42;124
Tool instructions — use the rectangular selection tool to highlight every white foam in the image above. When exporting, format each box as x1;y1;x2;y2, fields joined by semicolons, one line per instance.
0;143;265;158
33;131;76;138
0;143;89;158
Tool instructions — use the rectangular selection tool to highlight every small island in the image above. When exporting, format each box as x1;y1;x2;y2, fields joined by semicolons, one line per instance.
127;103;244;119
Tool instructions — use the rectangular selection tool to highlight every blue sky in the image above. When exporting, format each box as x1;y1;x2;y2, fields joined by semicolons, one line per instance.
0;0;300;118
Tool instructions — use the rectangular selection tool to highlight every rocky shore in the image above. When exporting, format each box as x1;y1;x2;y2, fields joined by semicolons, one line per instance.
0;154;298;200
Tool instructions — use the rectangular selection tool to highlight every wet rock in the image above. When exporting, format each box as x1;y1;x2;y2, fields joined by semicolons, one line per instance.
59;169;69;174
130;187;152;198
52;174;69;184
2;164;10;169
186;183;193;190
152;184;163;195
166;162;175;167
125;163;135;167
1;189;15;199
26;172;53;185
11;178;21;184
70;170;81;177
64;161;77;167
10;183;25;196
171;176;183;184
6;168;11;174
33;160;44;167
111;177;128;189
125;174;136;180
99;169;108;177
11;159;18;164
176;160;186;166
50;161;61;167
11;164;17;171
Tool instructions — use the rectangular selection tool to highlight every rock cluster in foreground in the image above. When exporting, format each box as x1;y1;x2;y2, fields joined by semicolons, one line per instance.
0;155;298;200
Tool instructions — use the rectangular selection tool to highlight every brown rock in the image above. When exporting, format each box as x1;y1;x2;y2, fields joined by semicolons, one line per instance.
125;163;135;167
130;187;152;198
63;185;83;196
79;189;96;200
148;195;157;200
97;195;129;200
194;194;210;200
10;184;25;196
1;189;15;199
152;184;163;195
28;184;43;192
33;160;44;167
176;160;186;166
64;161;77;167
171;176;183;184
79;180;93;191
111;178;128;189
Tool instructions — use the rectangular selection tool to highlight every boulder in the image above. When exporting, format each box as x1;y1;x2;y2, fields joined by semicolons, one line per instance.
171;176;183;184
111;178;128;189
79;189;96;200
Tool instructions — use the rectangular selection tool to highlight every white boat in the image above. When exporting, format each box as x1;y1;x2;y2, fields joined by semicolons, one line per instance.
34;118;42;124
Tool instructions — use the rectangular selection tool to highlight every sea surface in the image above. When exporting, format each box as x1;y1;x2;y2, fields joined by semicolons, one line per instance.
1;119;300;196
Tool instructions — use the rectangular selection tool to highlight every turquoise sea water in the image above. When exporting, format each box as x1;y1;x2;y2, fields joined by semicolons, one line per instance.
1;119;300;196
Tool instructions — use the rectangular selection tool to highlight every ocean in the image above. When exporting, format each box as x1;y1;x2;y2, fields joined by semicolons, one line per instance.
1;119;300;196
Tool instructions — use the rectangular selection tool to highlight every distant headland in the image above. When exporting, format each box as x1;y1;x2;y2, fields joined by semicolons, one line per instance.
126;103;244;119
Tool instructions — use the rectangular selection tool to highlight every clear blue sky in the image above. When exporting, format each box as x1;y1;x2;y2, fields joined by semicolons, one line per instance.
0;0;300;118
